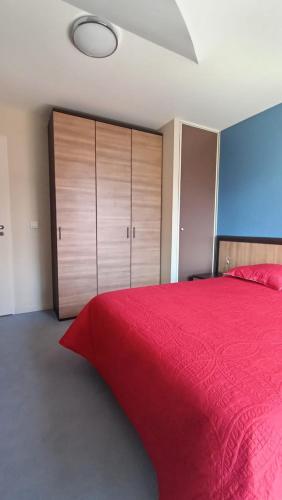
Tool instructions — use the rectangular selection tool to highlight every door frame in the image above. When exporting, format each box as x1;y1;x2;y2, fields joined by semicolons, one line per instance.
163;119;220;282
0;135;15;315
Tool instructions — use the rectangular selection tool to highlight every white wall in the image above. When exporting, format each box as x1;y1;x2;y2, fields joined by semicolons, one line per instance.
0;104;52;313
160;120;174;283
160;119;181;283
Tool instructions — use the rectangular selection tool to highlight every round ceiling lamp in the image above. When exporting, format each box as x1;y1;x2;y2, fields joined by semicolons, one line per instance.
71;16;118;58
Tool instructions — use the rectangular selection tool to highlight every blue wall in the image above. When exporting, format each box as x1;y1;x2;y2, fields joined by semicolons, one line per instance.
217;103;282;237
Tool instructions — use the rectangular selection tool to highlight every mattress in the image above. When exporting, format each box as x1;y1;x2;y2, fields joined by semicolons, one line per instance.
60;277;282;499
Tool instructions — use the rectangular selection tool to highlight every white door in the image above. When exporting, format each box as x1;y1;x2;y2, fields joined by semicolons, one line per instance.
0;136;14;315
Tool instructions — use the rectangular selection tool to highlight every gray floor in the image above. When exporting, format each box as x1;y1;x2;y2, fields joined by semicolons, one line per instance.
0;311;157;500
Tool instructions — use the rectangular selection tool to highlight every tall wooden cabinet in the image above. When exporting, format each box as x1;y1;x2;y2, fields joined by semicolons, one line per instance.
96;122;132;294
49;110;162;319
178;124;218;281
160;120;218;284
131;130;162;287
49;112;97;319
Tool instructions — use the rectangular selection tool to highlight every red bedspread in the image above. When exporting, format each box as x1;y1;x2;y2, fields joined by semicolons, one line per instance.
60;278;282;499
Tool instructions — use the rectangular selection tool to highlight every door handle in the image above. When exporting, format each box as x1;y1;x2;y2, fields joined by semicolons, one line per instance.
126;226;129;239
132;227;136;239
58;226;62;240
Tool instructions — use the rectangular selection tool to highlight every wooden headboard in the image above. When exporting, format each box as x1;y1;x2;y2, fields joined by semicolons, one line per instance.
215;236;282;274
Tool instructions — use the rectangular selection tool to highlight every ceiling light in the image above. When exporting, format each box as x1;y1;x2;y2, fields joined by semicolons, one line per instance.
71;16;118;58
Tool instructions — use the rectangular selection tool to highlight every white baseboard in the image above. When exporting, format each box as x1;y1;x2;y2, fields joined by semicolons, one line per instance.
14;303;53;315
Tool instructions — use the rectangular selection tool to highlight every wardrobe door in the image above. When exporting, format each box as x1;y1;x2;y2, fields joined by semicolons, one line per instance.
96;122;131;294
131;130;162;288
178;125;217;281
53;112;97;319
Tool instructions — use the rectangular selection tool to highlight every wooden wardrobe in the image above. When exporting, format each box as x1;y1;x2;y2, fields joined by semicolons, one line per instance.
49;110;162;319
178;124;217;281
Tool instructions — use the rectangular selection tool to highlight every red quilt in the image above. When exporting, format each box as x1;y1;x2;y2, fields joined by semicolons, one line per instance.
60;278;282;499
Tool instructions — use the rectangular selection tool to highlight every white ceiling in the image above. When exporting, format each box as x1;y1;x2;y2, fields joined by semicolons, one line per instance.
65;0;198;61
0;0;281;130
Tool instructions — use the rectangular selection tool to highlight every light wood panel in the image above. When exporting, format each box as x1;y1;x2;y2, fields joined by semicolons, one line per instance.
96;122;131;294
218;240;282;273
131;130;162;287
53;112;97;319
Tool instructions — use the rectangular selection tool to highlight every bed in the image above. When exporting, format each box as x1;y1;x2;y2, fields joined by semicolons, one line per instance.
60;237;282;499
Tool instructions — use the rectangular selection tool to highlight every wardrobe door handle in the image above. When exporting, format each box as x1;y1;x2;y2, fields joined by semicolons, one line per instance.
58;226;62;240
133;227;136;239
126;226;129;239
